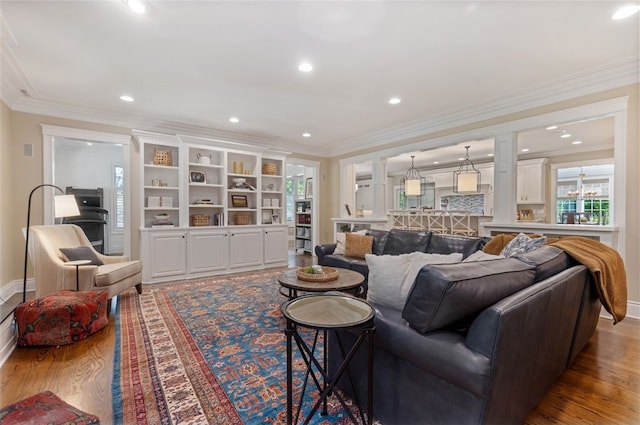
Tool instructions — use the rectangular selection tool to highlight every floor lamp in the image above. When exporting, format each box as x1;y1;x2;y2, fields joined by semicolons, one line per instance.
22;184;80;303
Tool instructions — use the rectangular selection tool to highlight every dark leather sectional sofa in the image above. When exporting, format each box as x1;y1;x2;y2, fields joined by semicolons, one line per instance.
315;228;601;424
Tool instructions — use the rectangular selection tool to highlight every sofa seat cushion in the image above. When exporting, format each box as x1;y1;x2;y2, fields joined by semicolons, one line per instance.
321;254;353;271
95;260;142;287
513;245;571;282
403;259;536;333
15;290;108;346
426;234;484;259
383;229;432;255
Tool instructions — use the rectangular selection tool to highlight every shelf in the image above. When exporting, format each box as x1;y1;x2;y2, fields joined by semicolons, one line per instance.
145;207;180;211
262;174;283;178
188;162;224;169
228;173;257;178
296;236;312;241
296;212;311;215
145;164;179;170
296;224;311;227
262;190;281;194
262;206;282;210
189;204;224;208
228;208;257;212
228;188;257;193
189;183;224;188
144;186;180;190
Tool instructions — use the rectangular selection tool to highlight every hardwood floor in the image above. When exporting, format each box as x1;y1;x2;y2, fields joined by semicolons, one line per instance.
1;252;638;424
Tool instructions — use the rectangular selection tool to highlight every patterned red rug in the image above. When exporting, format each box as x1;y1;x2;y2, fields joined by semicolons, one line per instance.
112;268;359;424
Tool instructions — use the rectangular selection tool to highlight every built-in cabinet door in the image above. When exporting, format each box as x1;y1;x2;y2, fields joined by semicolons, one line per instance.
229;228;263;269
188;230;229;274
148;231;187;279
517;160;546;203
263;226;287;264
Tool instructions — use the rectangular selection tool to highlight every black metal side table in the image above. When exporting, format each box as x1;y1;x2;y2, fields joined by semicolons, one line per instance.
281;293;375;425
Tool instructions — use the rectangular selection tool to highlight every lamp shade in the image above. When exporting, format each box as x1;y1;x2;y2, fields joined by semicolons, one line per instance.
54;194;80;218
405;179;421;196
453;145;481;193
456;173;478;193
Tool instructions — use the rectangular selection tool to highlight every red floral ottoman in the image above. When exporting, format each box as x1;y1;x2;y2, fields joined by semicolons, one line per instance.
0;391;99;424
15;290;108;347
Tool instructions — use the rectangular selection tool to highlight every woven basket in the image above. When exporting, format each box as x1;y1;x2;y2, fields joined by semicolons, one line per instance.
296;267;339;282
190;214;210;226
153;148;173;166
233;213;251;225
262;162;277;175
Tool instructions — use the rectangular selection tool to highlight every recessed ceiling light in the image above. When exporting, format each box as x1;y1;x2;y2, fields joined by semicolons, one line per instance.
458;157;465;161
123;0;147;14
120;95;134;102
298;62;313;72
87;142;94;146
612;5;640;20
521;148;530;152
487;153;494;157
560;133;572;138
388;97;401;105
546;125;558;130
229;117;239;123
302;133;311;138
572;140;583;145
433;161;439;164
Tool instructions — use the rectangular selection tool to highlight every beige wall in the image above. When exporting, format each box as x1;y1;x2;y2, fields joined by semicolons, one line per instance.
1;102;13;285
318;84;640;303
5;107;132;282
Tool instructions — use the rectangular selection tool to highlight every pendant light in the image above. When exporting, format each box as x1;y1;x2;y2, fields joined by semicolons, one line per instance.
453;146;481;193
404;155;423;196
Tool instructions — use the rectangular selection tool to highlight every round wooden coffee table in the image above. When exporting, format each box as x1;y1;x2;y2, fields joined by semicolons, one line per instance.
278;268;365;299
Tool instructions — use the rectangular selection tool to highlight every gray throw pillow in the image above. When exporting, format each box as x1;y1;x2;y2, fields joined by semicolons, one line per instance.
60;246;103;266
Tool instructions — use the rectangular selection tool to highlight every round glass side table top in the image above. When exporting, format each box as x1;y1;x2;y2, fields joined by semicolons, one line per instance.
282;293;374;329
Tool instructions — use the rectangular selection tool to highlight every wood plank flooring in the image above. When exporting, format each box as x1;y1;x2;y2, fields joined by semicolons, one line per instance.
1;252;638;424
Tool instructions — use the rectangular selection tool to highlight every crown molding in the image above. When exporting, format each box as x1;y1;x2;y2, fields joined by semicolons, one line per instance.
328;56;639;157
2;54;637;159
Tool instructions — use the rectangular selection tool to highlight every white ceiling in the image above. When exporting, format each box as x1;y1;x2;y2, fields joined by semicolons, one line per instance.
1;1;638;158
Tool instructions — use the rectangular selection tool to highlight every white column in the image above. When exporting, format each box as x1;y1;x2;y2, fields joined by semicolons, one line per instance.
340;163;357;217
371;158;387;218
493;134;518;223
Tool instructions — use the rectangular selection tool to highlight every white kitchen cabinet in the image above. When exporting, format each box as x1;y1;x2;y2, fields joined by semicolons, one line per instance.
517;159;548;204
142;230;187;281
229;227;263;269
187;229;229;274
263;226;288;264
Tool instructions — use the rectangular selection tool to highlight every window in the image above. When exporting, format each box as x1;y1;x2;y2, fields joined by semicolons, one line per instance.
555;165;612;224
285;176;306;223
114;165;125;230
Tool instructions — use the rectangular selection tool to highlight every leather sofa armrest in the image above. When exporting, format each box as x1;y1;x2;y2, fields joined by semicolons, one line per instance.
315;243;337;264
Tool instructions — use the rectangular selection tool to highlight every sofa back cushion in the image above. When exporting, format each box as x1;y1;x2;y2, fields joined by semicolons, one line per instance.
426;234;483;258
382;229;432;255
402;259;536;333
512;245;570;282
365;229;389;255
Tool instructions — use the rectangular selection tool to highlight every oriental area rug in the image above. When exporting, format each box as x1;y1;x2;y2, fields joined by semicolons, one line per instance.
112;268;362;424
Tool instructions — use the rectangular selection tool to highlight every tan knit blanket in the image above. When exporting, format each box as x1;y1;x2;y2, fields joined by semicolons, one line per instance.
484;234;627;323
550;237;627;324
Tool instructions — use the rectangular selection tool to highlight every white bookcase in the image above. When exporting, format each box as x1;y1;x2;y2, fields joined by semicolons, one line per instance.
134;130;289;283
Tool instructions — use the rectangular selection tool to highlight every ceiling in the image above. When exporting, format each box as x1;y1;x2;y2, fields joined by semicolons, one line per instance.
1;1;638;158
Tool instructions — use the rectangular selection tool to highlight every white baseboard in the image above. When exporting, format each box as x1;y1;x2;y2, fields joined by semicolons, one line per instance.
0;279;34;305
0;314;16;368
599;301;640;321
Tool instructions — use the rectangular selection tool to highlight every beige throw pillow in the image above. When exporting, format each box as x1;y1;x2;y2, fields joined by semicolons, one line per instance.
344;233;374;259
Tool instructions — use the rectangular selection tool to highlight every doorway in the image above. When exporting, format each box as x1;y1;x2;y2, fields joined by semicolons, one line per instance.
42;125;132;256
